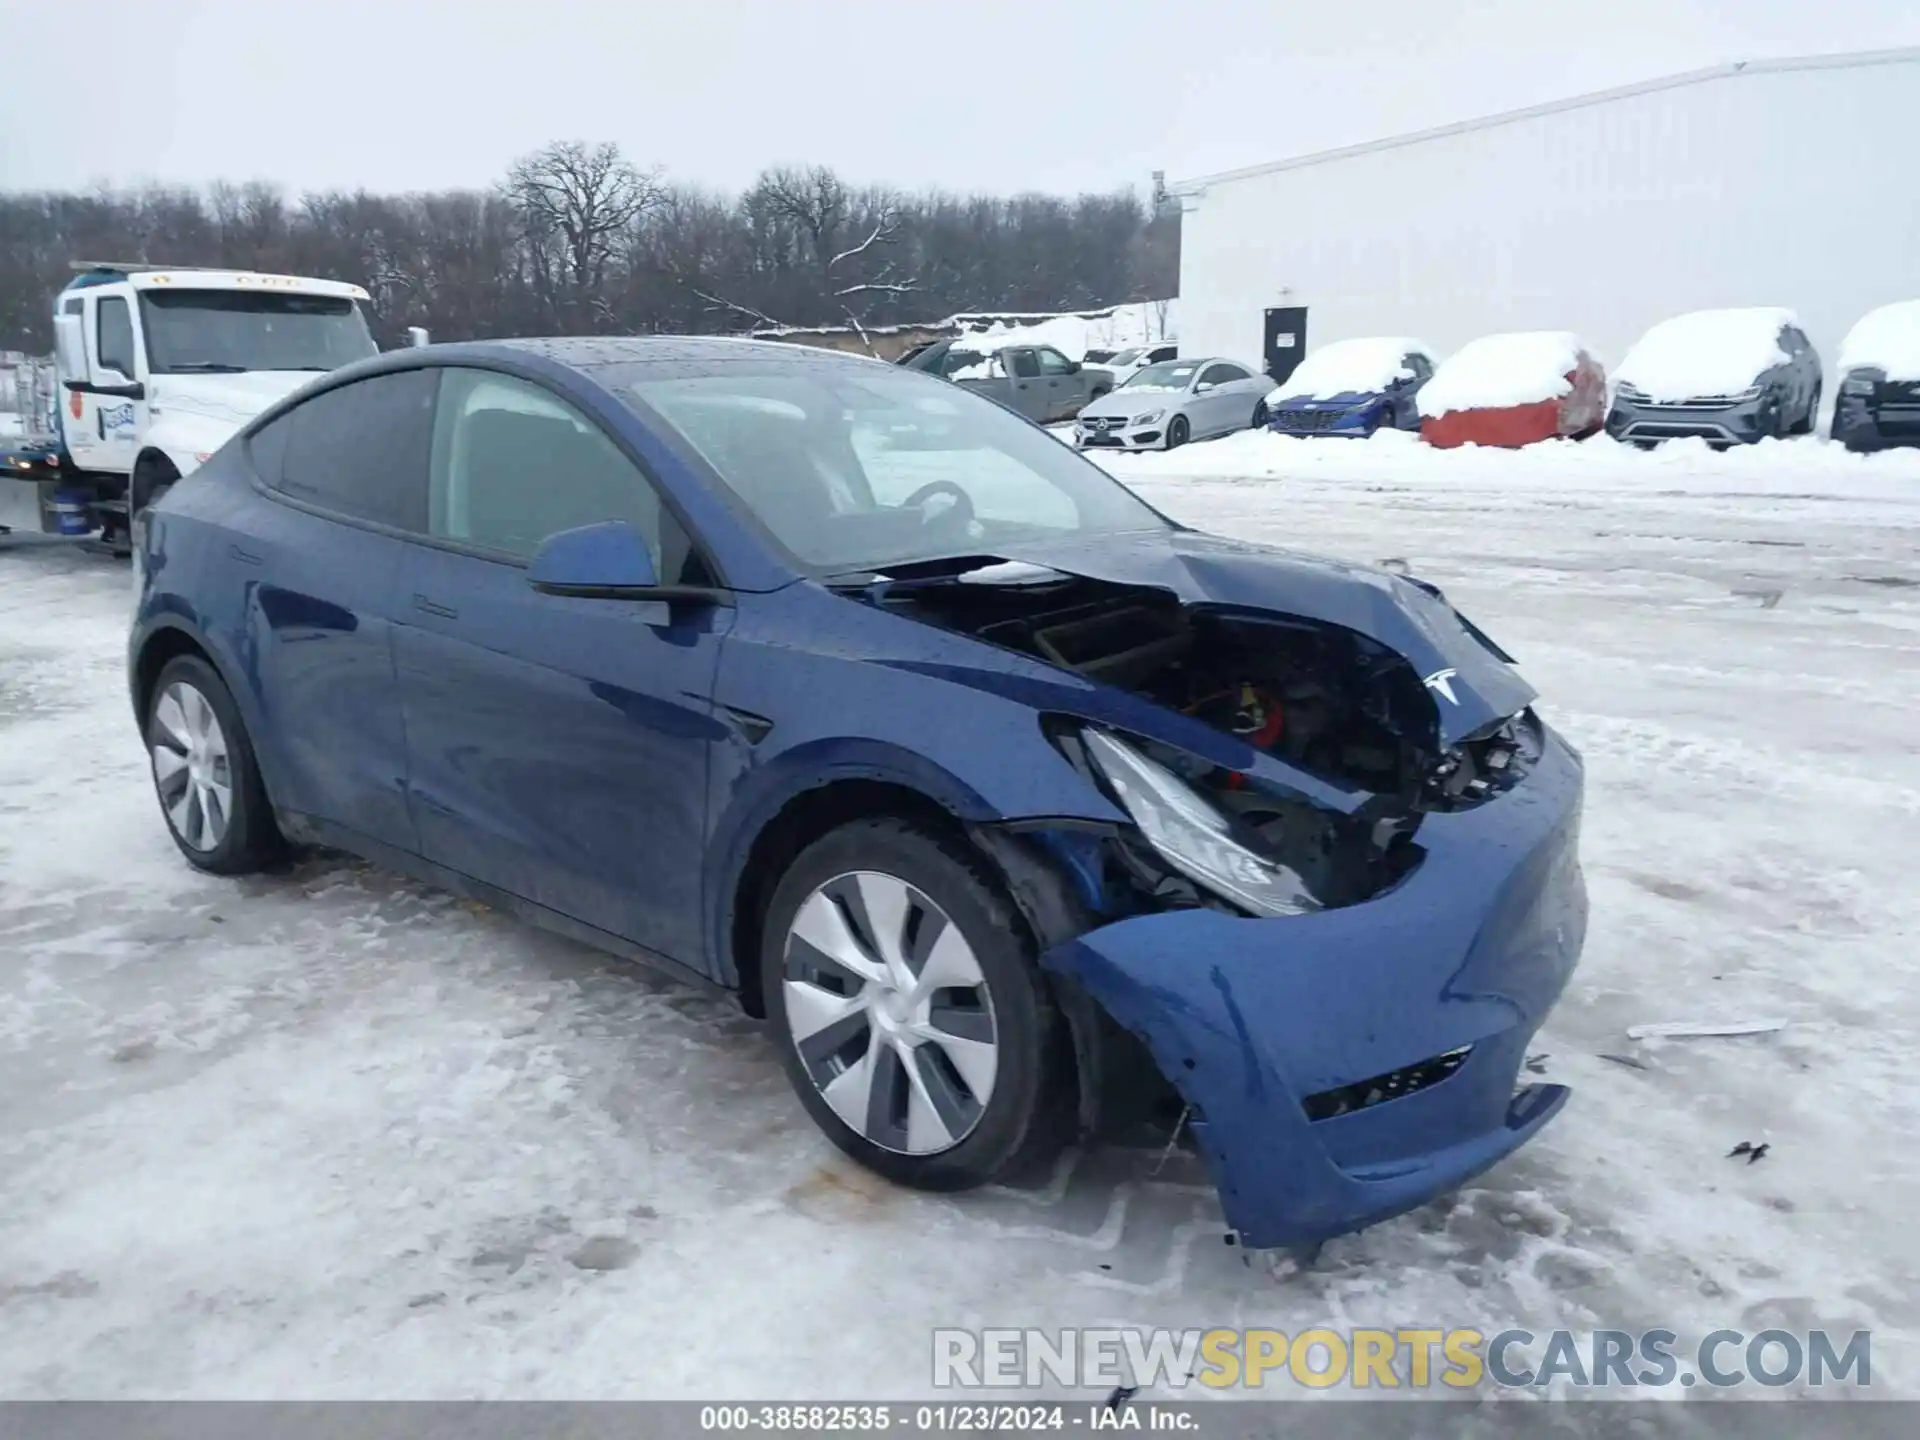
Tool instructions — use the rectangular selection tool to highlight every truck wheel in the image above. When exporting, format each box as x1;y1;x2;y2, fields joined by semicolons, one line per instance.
763;818;1068;1192
132;453;179;519
145;655;283;874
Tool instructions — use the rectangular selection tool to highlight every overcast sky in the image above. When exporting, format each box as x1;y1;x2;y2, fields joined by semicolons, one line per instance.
3;0;1916;199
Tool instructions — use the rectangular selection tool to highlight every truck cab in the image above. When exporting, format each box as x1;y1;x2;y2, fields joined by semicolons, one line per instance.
25;263;382;543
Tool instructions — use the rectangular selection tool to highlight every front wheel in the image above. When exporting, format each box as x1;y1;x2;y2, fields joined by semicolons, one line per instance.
145;655;283;874
1251;399;1269;429
1165;415;1190;450
763;818;1066;1191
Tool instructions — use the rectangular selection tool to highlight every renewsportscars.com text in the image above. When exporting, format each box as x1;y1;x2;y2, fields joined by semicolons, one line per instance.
932;1327;1872;1392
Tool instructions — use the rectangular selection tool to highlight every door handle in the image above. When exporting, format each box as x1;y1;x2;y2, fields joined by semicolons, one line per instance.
413;594;459;620
229;543;264;565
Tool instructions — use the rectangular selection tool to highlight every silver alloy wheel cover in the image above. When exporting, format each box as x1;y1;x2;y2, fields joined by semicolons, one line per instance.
149;680;234;853
781;870;999;1156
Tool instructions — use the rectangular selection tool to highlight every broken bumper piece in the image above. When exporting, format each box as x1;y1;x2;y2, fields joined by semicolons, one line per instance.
1039;725;1587;1249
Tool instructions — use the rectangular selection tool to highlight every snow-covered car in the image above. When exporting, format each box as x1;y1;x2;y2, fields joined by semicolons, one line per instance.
128;336;1586;1250
1833;299;1920;453
1606;308;1821;449
1073;357;1269;450
1098;343;1179;386
1265;337;1436;437
1419;333;1607;449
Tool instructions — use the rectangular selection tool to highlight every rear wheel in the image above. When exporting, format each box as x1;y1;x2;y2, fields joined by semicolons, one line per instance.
1165;415;1190;450
763;818;1066;1191
145;655;282;874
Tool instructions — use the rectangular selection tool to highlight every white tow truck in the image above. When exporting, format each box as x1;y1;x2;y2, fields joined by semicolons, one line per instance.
2;262;413;549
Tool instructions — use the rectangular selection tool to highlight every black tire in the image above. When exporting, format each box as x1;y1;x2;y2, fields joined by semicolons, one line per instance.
131;453;179;520
145;654;283;875
1251;399;1269;428
762;817;1067;1192
1165;414;1190;450
1631;439;1659;451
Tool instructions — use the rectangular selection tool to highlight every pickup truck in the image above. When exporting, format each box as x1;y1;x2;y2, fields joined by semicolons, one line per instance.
899;338;1113;423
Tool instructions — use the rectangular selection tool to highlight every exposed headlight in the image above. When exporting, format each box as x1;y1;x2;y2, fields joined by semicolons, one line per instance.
1082;730;1320;917
1841;372;1878;396
1130;410;1164;426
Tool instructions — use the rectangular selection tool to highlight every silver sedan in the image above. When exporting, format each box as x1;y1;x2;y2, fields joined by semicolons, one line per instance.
1072;357;1272;450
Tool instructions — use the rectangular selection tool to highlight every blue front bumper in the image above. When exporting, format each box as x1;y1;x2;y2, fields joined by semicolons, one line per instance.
1040;726;1587;1248
1268;399;1388;437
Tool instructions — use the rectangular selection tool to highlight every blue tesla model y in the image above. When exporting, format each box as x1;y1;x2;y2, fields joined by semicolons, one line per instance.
129;337;1587;1248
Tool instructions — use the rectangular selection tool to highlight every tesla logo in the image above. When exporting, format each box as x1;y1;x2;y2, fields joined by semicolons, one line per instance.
1424;668;1461;705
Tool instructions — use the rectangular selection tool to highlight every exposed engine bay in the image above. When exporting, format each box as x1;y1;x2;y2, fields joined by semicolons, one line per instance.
856;564;1540;914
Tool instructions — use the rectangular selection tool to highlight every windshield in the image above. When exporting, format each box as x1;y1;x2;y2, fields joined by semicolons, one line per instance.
137;289;379;374
1107;347;1145;366
617;361;1170;573
1121;361;1197;392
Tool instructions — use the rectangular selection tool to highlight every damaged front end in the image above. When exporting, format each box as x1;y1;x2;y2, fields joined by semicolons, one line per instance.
846;536;1587;1248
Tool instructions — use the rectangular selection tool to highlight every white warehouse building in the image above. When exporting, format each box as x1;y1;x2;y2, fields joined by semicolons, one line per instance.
1167;48;1920;384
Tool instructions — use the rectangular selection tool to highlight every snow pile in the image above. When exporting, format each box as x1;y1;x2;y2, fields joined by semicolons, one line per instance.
1417;332;1583;419
1087;423;1920;503
1270;337;1431;402
1838;299;1920;381
952;300;1177;364
1615;308;1794;401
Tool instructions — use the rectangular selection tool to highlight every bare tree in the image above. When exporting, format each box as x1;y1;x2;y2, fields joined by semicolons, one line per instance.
505;141;661;327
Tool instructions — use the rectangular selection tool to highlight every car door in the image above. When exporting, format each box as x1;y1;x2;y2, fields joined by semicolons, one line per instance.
1193;363;1241;435
64;291;148;475
1034;346;1080;421
1004;348;1047;420
390;365;731;966
241;369;435;852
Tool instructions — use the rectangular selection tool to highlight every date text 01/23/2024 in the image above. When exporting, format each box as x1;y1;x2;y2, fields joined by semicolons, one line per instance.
698;1404;1192;1432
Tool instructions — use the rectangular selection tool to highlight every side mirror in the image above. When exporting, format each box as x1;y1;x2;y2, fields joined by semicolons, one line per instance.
53;314;87;380
407;326;431;348
528;520;729;606
1194;380;1215;393
529;520;658;595
1067;360;1082;374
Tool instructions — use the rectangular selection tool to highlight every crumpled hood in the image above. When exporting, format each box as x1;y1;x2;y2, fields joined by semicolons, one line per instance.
150;371;318;426
986;529;1538;748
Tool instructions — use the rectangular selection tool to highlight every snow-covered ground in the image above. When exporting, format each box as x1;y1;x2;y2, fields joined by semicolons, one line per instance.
2;432;1917;1401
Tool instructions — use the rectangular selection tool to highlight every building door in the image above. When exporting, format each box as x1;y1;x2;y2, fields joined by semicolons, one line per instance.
1263;307;1309;385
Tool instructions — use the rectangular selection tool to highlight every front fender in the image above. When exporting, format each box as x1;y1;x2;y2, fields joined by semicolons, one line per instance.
144;413;242;478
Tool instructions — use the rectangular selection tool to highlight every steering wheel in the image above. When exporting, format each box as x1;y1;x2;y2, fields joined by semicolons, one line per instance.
900;480;976;534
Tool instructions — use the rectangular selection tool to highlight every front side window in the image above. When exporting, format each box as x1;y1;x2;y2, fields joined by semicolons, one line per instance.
96;297;136;377
138;289;379;375
1036;348;1075;376
1008;350;1041;379
266;369;436;530
617;358;1169;574
428;368;700;580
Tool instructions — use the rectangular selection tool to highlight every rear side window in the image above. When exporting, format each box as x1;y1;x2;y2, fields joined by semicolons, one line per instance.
267;370;436;530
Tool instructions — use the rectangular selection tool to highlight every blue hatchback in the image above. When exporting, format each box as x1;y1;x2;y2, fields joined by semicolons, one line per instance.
129;337;1586;1248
